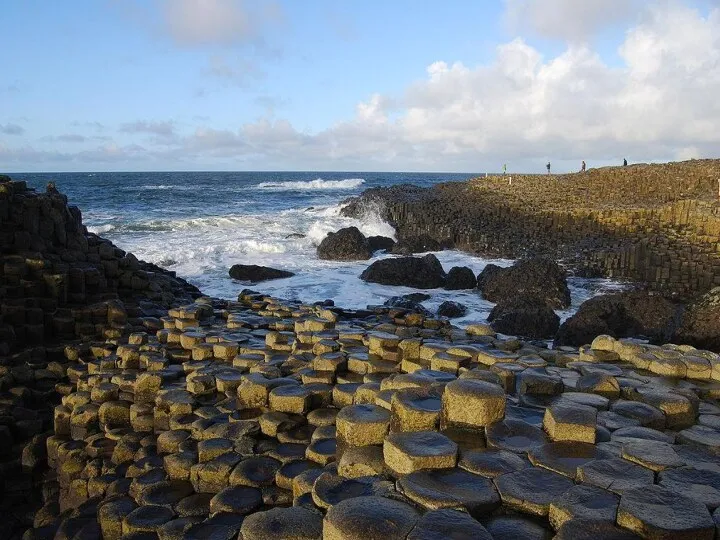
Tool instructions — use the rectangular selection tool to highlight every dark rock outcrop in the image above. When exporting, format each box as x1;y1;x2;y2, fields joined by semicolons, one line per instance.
478;258;571;309
488;296;560;339
229;265;295;282
444;266;477;290
437;301;468;318
367;236;395;253
383;295;432;316
673;287;720;351
317;227;372;261
391;235;442;255
555;291;680;347
360;254;446;289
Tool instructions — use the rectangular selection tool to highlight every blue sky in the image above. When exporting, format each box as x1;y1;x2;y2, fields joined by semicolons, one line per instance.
1;0;719;172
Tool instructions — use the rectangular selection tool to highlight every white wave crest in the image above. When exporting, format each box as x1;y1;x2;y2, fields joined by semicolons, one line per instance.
87;224;115;234
256;178;365;191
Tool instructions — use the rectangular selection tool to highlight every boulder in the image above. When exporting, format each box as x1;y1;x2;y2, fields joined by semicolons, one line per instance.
437;301;467;318
317;227;373;261
228;265;295;282
360;254;446;289
383;295;432;316
488;296;560;339
391;235;442;255
444;267;477;290
367;236;396;253
555;291;679;347
673;287;720;352
477;258;570;309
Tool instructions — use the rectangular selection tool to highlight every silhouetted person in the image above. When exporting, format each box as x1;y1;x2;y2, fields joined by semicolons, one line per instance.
581;160;586;172
546;162;551;175
503;163;507;176
623;158;628;166
46;182;59;194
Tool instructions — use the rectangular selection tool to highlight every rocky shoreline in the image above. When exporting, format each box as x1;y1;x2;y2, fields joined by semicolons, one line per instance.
2;175;720;539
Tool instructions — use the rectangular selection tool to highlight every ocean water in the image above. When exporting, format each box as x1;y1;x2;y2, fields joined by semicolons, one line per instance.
14;171;624;325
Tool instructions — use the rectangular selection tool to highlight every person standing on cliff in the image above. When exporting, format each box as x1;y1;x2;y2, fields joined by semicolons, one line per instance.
503;163;507;176
623;158;628;166
546;162;551;175
581;160;586;172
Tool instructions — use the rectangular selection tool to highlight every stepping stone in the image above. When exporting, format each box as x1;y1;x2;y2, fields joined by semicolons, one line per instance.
458;448;530;478
337;445;387;478
548;484;619;530
575;374;620;399
556;391;610;411
323;495;420;540
312;473;393;509
675;444;720;473
577;458;654;495
122;505;176;535
208;486;263;515
275;460;319;490
621;440;684;472
174;493;212;518
528;442;604;479
543;402;596;443
610;400;665;430
138;480;196;507
406;509;492;540
241;506;323;540
597;411;641;431
98;496;137;540
306;438;337;465
617;485;714;540
554;518;641;540
389;387;441;433
494;467;574;516
229;456;281;487
635;389;695;429
483;515;552;540
183;512;244;539
486;419;548;453
157;517;203;540
658;467;720;509
383;431;458;475
269;385;312;414
336;404;390;448
441;379;506;429
677;424;720;453
397;467;500;518
611;426;674;444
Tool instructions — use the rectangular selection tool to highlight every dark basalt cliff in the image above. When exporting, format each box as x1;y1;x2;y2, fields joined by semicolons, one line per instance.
342;160;720;300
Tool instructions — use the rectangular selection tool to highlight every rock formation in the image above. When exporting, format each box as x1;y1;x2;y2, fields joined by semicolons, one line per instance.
360;254;446;289
317;227;372;261
228;264;295;282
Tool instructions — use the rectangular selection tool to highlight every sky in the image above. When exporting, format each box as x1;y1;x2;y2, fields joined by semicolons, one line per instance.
1;0;719;173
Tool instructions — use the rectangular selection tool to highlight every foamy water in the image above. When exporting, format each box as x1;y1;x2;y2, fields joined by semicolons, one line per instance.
16;170;625;325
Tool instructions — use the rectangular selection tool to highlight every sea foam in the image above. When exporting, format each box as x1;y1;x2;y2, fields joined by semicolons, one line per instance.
256;178;365;191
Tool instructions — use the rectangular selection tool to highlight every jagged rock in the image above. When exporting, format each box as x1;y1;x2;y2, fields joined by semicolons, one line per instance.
317;227;373;261
383;295;432;316
674;287;720;352
555;292;679;347
488;296;559;339
360;254;446;289
228;264;295;282
436;301;467;318
444;267;477;290
367;236;396;253
391;235;443;255
478;258;570;309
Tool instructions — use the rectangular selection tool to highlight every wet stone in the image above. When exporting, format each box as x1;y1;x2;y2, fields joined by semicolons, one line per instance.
406;508;492;540
483;515;552;540
208;485;263;515
528;441;604;479
494;467;574;516
175;492;212;518
543;402;597;444
617;485;714;540
323;495;420;540
621;440;685;472
398;467;500;518
305;437;337;465
577;458;655;495
486;418;548;453
458;448;531;478
611;426;674;444
389;387;441;433
610;400;666;430
553;519;641;540
122;505;176;535
548;484;619;530
677;424;720;453
240;506;323;540
337;445;387;478
658;466;720;510
311;473;393;509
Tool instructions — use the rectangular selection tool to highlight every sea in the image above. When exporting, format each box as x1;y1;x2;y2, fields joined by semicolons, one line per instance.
13;171;625;326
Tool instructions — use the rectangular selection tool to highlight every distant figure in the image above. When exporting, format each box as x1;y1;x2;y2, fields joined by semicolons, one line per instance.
508;176;513;186
46;182;59;194
623;158;628;166
503;163;507;176
581;160;586;172
546;162;551;175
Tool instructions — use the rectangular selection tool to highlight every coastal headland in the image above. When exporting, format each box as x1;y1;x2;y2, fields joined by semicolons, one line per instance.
2;171;720;539
343;159;720;299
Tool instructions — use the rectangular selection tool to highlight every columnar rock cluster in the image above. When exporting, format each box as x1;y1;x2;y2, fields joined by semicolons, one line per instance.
23;290;720;539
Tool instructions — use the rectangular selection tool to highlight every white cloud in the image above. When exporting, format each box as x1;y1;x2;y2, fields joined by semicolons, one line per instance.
119;120;177;140
161;0;281;46
1;123;25;136
504;0;641;42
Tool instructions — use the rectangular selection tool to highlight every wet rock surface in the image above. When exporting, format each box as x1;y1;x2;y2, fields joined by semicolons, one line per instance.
360;253;446;288
228;264;295;282
317;227;373;261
